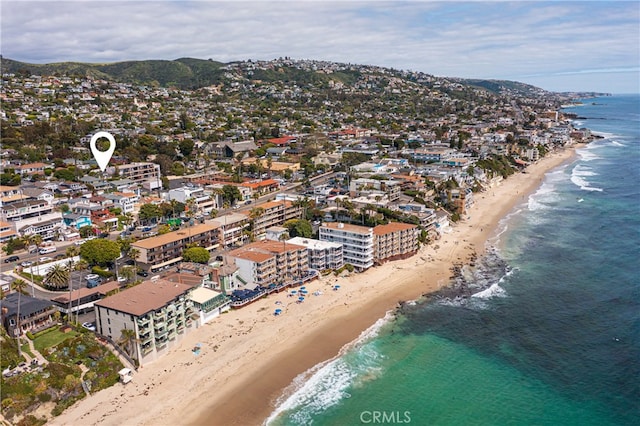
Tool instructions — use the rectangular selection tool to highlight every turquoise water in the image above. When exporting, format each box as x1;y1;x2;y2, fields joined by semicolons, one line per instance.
268;95;640;426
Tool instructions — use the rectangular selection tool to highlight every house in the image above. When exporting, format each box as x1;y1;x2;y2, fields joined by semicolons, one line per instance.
1;293;57;337
319;222;374;272
62;213;92;230
94;278;197;365
14;162;47;176
0;220;19;243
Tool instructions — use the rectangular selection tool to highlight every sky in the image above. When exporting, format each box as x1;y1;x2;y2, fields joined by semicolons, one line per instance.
2;1;639;93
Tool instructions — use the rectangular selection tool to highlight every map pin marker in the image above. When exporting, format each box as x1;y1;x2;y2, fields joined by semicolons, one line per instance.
90;131;116;172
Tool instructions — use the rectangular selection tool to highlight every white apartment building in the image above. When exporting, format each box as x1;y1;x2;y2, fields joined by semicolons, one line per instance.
287;237;344;271
319;222;374;271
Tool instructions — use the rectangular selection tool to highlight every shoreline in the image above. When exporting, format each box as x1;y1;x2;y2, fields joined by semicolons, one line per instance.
50;146;579;426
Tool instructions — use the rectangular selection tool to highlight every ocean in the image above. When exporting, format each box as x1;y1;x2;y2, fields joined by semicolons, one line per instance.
267;94;640;426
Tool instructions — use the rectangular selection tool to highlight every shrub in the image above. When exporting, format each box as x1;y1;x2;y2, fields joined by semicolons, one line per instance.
91;266;113;278
26;331;35;340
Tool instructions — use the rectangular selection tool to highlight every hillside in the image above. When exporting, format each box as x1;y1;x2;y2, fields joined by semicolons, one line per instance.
1;56;556;96
1;57;226;89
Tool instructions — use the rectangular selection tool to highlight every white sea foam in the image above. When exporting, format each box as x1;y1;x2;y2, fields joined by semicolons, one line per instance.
527;179;561;211
577;149;601;162
265;313;393;425
610;140;626;147
571;165;603;192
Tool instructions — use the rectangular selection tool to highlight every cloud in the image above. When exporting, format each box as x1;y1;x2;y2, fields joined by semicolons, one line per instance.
1;1;638;92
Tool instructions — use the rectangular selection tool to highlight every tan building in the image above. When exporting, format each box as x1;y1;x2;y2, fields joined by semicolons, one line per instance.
132;223;220;272
226;239;309;287
249;200;303;240
94;279;197;365
108;162;161;185
373;222;419;265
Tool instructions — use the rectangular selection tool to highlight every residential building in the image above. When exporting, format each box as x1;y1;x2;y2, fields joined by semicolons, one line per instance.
62;213;92;230
103;191;138;214
349;178;402;202
14;162;47;176
190;287;231;324
373;222;419;265
226;239;309;287
107;162;161;185
0;220;19;242
288;237;344;271
131;223;220;272
94;279;197;365
168;186;216;214
250;200;303;240
319;222;374;271
0;293;57;337
209;213;250;249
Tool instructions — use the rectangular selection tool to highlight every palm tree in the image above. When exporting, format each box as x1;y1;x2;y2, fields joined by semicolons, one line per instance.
11;279;28;358
120;265;135;283
65;259;76;323
118;328;139;359
128;247;140;273
22;234;43;296
74;259;89;325
23;233;42;251
248;207;265;241
44;264;69;291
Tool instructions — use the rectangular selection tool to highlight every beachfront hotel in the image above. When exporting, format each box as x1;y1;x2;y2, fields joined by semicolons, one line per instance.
287;236;344;272
94;279;198;366
226;239;309;287
131;223;220;272
373;222;420;265
319;222;374;272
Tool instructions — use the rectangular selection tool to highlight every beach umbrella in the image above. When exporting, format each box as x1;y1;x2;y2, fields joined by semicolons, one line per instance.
298;296;305;301
291;290;297;294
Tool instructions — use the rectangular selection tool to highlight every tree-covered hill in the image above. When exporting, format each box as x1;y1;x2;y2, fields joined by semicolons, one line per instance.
1;57;226;89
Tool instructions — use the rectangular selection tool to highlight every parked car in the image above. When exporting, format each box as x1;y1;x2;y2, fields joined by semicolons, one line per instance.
54;254;66;260
4;255;19;263
20;260;33;267
137;270;149;277
85;274;102;288
82;322;96;331
39;257;52;263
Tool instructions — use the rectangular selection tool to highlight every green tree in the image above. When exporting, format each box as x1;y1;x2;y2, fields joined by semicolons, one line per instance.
182;247;210;264
44;263;70;291
79;225;94;238
80;239;121;266
179;139;195;157
283;219;314;238
53;168;75;181
138;203;162;223
222;184;242;206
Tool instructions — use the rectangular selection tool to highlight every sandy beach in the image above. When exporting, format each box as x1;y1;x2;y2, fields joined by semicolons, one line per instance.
50;146;578;426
